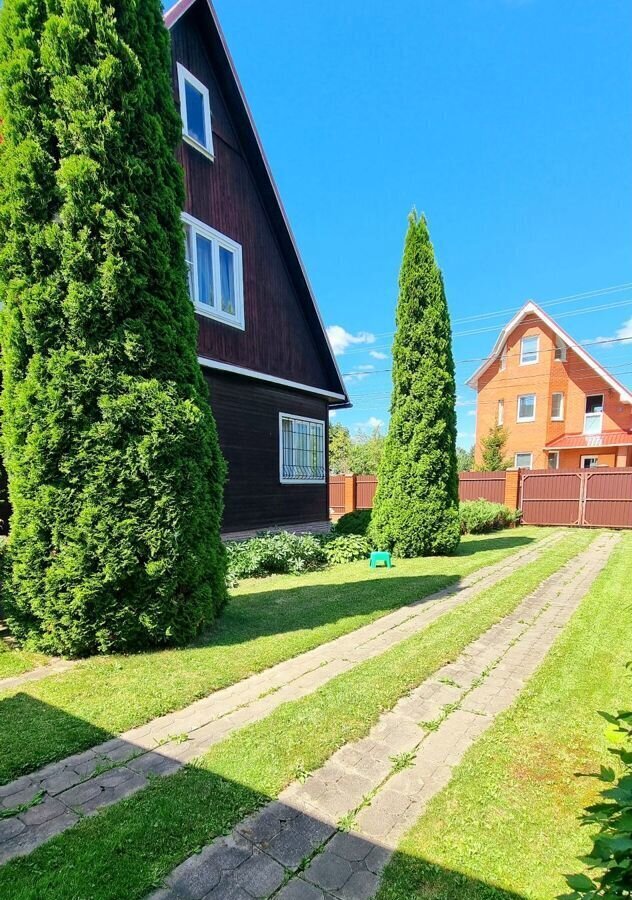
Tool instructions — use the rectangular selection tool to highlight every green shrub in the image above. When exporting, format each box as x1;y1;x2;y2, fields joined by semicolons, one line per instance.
370;213;460;557
226;532;327;581
323;534;372;566
0;0;226;655
459;500;519;534
333;510;372;536
560;701;632;899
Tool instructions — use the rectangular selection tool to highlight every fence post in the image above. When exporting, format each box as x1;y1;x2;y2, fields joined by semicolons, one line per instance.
504;470;520;510
343;474;357;514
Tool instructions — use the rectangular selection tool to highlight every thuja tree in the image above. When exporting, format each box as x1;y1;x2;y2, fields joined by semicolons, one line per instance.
370;212;459;557
479;425;511;471
0;0;227;655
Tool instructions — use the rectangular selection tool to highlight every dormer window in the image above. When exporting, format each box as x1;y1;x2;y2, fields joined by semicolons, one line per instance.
177;63;214;159
520;335;539;365
554;336;567;361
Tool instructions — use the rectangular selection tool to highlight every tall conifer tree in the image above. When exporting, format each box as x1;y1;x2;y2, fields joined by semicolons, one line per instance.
370;212;460;556
0;0;227;655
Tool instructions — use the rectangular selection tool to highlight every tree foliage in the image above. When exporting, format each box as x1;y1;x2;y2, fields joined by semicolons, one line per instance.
0;0;226;655
329;422;385;475
370;212;459;557
479;425;511;471
456;445;475;472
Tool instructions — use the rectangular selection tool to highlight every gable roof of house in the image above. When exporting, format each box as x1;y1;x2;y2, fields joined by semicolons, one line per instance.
466;300;632;404
164;0;350;408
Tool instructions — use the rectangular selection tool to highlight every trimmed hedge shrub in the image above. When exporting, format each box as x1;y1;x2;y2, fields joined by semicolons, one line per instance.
459;500;519;534
0;0;226;655
333;509;372;536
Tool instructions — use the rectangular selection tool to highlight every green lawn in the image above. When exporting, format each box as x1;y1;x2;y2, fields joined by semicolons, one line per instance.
0;527;548;785
376;530;632;900
0;645;48;681
0;530;593;900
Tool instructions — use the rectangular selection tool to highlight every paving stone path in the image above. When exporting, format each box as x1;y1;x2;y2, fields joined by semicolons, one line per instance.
0;531;563;866
0;658;76;694
145;531;618;900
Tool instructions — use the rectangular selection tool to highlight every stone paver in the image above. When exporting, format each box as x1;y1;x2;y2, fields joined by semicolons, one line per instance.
0;531;563;866
0;658;76;694
143;531;618;900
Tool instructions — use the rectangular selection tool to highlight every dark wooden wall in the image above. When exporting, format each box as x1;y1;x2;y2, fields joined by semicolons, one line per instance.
171;9;339;395
205;370;329;532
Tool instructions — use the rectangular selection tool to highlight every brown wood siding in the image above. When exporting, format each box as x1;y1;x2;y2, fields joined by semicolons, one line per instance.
205;371;329;531
171;9;339;394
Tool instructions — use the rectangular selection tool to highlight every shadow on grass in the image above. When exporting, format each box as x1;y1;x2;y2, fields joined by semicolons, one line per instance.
0;699;527;900
209;531;537;650
0;531;539;786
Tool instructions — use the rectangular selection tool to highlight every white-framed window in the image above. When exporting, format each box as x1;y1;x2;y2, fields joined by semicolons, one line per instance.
279;414;326;484
547;451;559;470
515;452;533;469
500;343;507;371
497;398;504;426
581;455;599;469
182;212;244;329
177;63;214;159
551;392;564;421
554;336;567;362
517;393;536;422
520;335;539;365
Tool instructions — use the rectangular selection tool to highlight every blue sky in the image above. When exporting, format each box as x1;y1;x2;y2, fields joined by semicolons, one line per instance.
169;0;632;446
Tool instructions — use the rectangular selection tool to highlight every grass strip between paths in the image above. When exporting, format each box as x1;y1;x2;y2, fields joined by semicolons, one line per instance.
0;527;547;785
375;530;632;900
0;529;595;900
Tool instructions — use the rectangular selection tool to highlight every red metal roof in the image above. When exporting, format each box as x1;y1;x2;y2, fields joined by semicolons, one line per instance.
544;431;632;450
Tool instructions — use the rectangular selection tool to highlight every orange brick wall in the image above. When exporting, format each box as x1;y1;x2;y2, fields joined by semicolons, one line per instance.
474;318;632;469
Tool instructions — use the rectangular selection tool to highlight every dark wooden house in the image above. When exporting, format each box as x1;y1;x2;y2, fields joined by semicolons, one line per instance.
164;0;349;536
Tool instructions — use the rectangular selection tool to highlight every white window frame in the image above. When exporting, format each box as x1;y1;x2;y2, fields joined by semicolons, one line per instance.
177;63;214;160
514;452;533;469
554;336;567;362
547;451;559;470
182;212;244;329
551;392;565;421
580;455;599;469
279;413;326;485
517;393;536;423
500;343;507;371
520;335;539;366
497;398;504;426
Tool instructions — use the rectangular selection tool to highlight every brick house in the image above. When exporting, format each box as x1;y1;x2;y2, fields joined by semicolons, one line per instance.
468;301;632;470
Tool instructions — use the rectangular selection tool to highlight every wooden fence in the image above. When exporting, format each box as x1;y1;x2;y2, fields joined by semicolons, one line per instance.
329;468;632;529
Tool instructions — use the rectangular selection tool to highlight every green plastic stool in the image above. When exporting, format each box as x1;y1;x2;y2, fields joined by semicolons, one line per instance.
370;551;392;569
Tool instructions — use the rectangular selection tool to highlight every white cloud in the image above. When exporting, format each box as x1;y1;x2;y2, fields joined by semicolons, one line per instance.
354;416;384;433
346;363;375;383
369;350;388;360
329;410;337;418
326;325;375;356
593;316;632;348
467;409;477;416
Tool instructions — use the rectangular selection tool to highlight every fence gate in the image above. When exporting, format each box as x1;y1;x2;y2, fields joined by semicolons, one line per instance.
520;468;632;528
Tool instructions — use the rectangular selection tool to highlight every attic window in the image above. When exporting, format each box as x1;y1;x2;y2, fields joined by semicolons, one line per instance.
500;343;507;371
520;335;539;365
554;336;567;361
182;213;244;329
177;63;214;159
